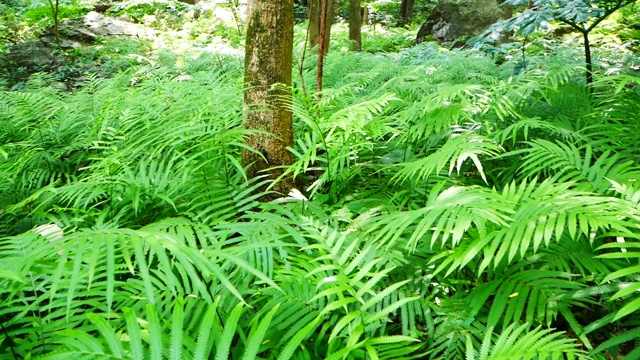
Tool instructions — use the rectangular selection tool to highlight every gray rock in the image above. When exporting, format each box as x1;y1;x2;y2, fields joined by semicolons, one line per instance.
415;0;501;45
3;41;53;71
2;12;155;82
41;11;156;48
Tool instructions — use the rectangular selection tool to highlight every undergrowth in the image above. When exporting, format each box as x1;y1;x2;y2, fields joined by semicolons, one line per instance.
1;43;640;359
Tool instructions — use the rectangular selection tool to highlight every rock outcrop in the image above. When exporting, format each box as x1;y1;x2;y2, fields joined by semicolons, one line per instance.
415;0;501;45
2;12;155;83
40;11;155;48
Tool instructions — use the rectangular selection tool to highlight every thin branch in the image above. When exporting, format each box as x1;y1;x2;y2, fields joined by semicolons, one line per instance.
560;19;586;33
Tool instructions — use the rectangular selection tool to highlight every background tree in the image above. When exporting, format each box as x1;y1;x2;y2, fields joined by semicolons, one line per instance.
308;0;320;47
398;0;414;26
243;0;295;195
316;0;331;95
47;0;60;43
308;0;333;51
349;0;362;50
478;0;638;86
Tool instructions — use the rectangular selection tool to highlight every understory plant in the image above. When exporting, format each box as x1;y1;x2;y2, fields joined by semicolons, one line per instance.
1;43;640;359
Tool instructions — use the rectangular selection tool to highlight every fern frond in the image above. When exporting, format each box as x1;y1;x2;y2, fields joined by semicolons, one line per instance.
515;140;639;193
366;182;511;251
466;324;586;360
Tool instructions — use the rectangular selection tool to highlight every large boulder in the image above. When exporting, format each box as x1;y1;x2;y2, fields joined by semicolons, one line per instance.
41;11;156;48
2;12;155;85
415;0;501;45
1;41;54;75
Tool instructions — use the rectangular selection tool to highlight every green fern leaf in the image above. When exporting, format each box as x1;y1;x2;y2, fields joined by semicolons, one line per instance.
193;298;221;360
214;302;245;360
146;304;163;360
170;299;184;360
123;308;144;360
86;313;125;358
241;304;281;360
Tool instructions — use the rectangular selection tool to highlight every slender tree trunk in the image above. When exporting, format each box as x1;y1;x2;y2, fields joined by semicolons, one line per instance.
318;0;334;55
323;0;335;54
397;0;414;26
362;6;368;25
317;0;329;95
227;0;244;37
582;30;593;87
308;0;320;48
348;0;362;51
243;0;295;195
310;0;332;52
48;0;60;44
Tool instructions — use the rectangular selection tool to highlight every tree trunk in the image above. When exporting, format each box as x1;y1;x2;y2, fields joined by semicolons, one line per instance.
47;0;60;44
308;0;320;48
247;0;255;22
398;0;414;26
583;30;593;88
243;0;295;195
317;0;328;95
348;0;362;51
309;0;332;52
322;0;333;54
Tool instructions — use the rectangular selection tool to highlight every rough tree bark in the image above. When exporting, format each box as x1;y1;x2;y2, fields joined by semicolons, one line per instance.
349;0;362;51
243;0;295;195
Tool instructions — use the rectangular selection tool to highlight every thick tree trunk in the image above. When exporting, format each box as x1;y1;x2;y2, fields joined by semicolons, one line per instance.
308;0;320;48
348;0;362;51
243;0;295;195
397;0;414;26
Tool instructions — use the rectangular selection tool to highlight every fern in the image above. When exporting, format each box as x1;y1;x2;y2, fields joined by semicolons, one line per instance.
465;323;587;360
2;39;640;359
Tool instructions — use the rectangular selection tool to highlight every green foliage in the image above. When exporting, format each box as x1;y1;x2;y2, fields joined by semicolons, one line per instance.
369;0;400;26
108;0;191;30
472;0;640;85
2;31;640;359
362;27;415;53
482;0;639;38
22;3;89;24
211;22;244;47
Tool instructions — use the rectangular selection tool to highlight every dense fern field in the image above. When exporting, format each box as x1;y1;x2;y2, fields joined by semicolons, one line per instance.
1;44;640;359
